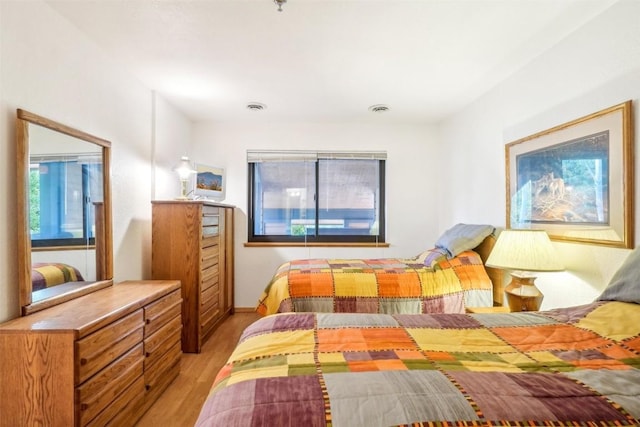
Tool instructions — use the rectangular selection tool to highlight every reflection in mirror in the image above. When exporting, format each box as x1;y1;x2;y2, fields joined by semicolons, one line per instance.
17;109;113;315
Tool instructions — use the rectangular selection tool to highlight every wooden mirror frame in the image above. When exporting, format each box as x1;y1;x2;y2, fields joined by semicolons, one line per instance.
16;109;113;315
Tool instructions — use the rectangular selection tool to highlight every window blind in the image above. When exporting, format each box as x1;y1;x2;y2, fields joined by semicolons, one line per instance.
247;150;386;163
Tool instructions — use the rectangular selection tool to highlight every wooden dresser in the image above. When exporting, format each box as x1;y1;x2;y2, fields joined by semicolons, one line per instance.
0;280;182;427
151;201;234;353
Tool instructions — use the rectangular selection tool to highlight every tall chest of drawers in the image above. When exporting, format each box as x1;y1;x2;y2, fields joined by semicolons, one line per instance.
151;201;235;353
0;280;182;427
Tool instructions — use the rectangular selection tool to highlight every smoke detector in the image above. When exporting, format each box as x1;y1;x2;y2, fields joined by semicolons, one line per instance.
246;102;267;111
368;104;390;113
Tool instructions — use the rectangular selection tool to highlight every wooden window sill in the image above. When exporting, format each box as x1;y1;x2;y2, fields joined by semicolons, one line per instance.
244;242;390;248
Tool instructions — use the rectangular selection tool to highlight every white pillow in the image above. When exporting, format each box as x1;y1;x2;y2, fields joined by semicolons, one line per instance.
598;246;640;304
434;223;494;258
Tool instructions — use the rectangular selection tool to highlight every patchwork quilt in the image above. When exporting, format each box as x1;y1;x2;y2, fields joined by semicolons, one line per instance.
197;301;640;426
31;262;84;291
256;249;494;315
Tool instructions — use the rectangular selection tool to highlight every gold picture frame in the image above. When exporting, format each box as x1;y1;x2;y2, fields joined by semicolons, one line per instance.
506;100;634;248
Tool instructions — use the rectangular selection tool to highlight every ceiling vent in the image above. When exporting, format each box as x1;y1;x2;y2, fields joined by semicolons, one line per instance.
246;102;267;111
368;104;390;113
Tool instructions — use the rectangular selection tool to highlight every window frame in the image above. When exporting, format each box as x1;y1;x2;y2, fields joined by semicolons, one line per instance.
247;151;386;245
30;156;101;249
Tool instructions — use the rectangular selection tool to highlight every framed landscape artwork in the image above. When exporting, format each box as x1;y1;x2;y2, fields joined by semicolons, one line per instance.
506;100;633;249
194;164;226;201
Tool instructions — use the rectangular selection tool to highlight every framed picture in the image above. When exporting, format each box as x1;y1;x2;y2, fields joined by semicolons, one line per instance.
193;164;226;201
506;100;633;248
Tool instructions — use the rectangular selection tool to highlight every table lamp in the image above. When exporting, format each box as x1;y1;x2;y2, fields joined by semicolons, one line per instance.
175;156;196;199
485;229;564;312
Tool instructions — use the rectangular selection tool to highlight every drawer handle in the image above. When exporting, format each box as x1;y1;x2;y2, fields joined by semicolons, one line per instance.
145;384;151;391
81;403;89;411
80;358;88;365
146;318;152;324
145;351;151;358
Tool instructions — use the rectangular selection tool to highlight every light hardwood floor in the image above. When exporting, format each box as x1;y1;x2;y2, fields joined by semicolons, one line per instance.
136;312;262;427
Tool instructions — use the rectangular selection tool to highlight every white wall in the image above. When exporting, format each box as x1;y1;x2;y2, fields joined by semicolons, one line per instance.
3;1;637;319
192;122;440;308
439;0;640;309
0;1;191;322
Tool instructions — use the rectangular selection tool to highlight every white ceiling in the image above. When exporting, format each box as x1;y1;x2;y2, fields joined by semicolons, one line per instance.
47;0;617;124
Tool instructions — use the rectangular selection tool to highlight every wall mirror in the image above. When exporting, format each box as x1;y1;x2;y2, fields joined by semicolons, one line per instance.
17;109;113;315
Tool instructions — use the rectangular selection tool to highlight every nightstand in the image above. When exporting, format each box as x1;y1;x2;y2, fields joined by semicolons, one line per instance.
466;306;511;314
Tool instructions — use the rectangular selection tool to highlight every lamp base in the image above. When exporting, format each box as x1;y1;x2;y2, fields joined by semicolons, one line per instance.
505;273;543;312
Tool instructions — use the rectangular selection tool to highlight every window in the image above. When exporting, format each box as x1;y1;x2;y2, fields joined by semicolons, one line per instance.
248;150;386;244
30;154;103;248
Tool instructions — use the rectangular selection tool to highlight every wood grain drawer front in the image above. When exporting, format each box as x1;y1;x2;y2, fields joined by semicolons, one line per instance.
201;244;220;269
202;205;219;216
202;215;219;237
144;340;181;409
201;281;220;312
76;310;144;384
85;375;146;427
202;214;219;227
144;289;181;337
76;343;144;426
201;266;219;292
200;289;221;337
144;314;182;371
202;233;219;249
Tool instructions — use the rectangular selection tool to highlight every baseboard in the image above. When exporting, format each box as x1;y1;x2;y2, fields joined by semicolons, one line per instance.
234;307;258;313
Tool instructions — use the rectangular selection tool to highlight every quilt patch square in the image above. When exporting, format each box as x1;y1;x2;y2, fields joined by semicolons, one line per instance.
408;328;513;353
493;324;611;352
317;327;414;352
332;272;378;297
293;297;334;313
324;370;478;426
378;298;422;314
334;297;379;313
287;271;334;297
317;312;398;328
568;369;640;418
250;376;326;425
377;271;421;297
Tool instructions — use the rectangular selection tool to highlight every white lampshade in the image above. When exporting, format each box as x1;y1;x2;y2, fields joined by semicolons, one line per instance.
175;156;196;180
485;229;564;272
174;156;196;199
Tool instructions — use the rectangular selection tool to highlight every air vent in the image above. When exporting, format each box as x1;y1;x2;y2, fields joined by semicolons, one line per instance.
246;102;267;111
368;104;390;113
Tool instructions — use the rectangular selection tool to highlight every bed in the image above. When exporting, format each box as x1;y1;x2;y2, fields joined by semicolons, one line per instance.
257;224;502;316
196;247;640;426
31;262;85;292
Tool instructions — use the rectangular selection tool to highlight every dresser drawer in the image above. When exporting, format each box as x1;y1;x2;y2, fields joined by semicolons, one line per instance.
201;245;219;269
76;343;144;426
202;233;219;249
202;214;219;227
144;289;181;337
85;375;146;427
201;281;219;311
145;340;181;404
202;205;219;215
144;314;182;370
201;267;219;291
76;310;144;384
201;296;221;337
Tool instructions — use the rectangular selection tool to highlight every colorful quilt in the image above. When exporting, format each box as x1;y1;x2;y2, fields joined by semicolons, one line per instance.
256;249;493;315
196;301;640;426
31;262;84;291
